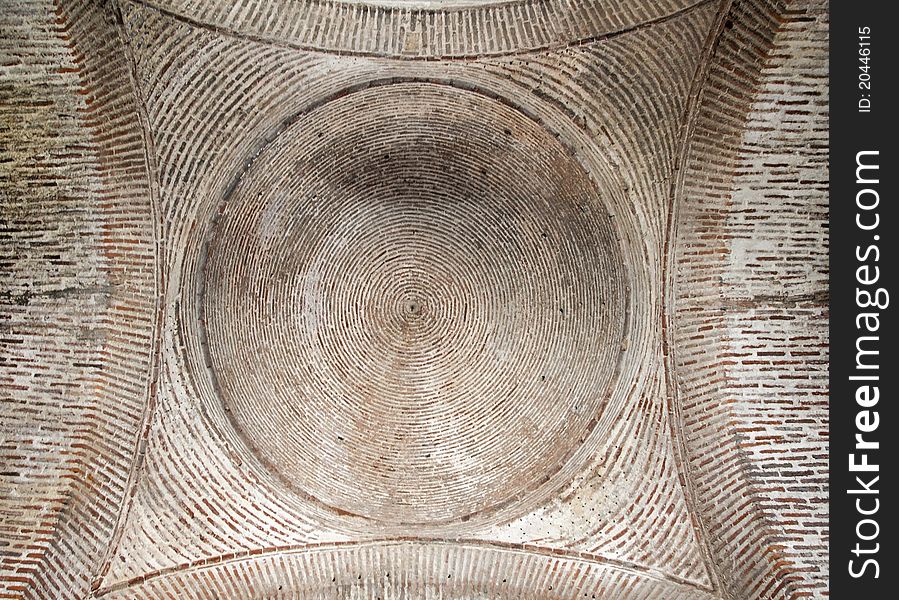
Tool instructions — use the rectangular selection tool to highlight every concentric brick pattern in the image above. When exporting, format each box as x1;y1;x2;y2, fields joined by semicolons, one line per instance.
2;0;828;598
99;3;720;588
200;82;626;526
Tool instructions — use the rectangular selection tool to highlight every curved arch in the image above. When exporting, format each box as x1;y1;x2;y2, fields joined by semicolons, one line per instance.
666;0;828;598
99;539;720;598
132;0;712;60
0;1;160;597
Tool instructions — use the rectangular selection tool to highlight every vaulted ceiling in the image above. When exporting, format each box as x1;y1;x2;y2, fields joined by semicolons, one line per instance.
1;0;828;598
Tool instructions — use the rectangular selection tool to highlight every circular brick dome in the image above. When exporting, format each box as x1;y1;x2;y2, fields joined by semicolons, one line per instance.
199;82;626;526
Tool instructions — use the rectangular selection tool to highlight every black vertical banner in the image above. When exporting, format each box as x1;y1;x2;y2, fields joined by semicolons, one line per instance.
830;1;897;597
